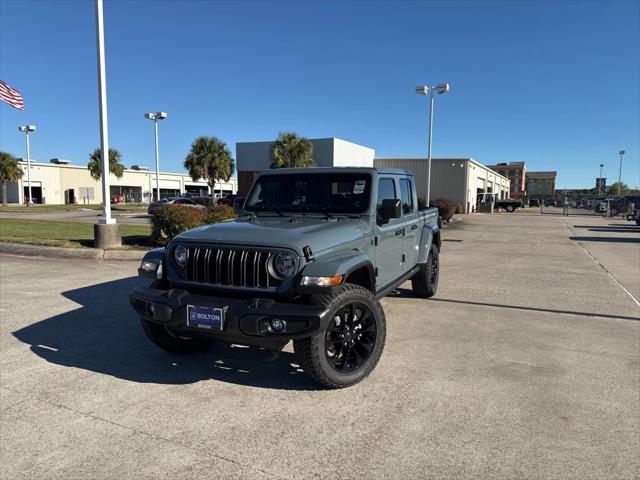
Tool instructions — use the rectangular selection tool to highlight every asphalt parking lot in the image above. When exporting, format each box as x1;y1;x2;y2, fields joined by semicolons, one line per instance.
1;210;638;479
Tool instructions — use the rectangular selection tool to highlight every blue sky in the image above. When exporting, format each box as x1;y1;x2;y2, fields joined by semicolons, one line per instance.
1;0;638;189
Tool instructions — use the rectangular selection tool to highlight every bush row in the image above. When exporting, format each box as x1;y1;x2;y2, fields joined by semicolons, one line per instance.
151;204;236;245
417;198;462;222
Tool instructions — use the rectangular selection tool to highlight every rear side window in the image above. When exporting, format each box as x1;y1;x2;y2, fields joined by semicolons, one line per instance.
399;178;414;214
377;178;396;224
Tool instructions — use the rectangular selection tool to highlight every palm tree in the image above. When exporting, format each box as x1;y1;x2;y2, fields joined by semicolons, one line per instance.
270;132;315;168
87;148;125;181
0;151;23;207
184;136;235;201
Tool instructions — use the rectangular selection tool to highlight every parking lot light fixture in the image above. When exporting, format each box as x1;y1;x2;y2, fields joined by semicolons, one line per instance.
617;150;625;195
415;83;449;206
598;163;604;196
18;124;36;206
145;112;168;202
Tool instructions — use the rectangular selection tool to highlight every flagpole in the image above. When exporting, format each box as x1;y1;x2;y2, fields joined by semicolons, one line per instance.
95;0;113;224
93;0;121;248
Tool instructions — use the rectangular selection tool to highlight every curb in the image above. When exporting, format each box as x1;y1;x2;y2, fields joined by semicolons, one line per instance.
0;242;148;261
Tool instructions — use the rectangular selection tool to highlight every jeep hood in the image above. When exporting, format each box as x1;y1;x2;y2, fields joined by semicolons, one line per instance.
176;216;370;255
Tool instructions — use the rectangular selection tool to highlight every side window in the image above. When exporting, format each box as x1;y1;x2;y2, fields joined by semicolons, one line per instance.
377;178;396;225
399;178;414;214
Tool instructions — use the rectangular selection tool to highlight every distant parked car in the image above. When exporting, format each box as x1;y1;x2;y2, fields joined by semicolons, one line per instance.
147;197;205;215
529;199;540;207
111;195;125;204
609;195;640;217
216;194;238;207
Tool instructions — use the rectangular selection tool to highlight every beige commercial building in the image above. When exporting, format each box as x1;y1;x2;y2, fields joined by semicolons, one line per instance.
374;157;510;213
4;160;237;205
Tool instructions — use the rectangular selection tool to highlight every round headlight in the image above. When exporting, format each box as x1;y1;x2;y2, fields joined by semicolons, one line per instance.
174;245;187;268
271;252;296;278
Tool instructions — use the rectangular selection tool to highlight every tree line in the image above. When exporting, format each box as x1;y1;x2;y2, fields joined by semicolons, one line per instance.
0;131;315;206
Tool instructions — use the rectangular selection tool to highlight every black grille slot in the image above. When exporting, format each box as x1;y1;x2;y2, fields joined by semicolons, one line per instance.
184;247;278;288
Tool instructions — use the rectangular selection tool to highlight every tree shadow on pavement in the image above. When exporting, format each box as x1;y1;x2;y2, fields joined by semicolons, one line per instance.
12;277;319;391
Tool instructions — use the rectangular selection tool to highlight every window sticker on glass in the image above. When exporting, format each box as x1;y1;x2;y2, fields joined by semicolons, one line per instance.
353;180;366;194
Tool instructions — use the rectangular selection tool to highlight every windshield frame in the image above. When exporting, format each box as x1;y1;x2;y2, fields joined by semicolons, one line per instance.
244;172;373;216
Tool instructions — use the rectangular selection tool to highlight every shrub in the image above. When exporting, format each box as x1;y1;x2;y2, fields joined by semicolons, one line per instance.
151;205;207;245
429;198;457;223
151;204;238;245
205;204;236;223
454;203;463;214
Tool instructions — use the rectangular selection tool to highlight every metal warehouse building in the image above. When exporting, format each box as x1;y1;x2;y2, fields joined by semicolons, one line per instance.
235;138;508;214
373;157;510;213
3;160;237;205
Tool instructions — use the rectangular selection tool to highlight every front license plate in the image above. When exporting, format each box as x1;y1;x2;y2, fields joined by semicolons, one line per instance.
187;305;224;330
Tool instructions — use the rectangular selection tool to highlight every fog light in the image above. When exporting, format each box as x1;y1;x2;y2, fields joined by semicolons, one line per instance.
268;318;286;333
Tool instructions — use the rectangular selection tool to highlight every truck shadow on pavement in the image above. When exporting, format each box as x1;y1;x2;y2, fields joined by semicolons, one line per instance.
387;289;640;321
12;277;319;391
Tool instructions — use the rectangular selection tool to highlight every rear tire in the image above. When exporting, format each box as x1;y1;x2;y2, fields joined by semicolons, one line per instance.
294;284;386;389
411;244;439;298
141;318;212;354
505;205;515;212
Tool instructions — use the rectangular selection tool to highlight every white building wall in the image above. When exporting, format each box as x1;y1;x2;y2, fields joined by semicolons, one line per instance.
236;137;374;171
13;161;236;205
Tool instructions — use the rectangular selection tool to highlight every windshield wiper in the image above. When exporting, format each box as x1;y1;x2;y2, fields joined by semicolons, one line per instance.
256;203;287;217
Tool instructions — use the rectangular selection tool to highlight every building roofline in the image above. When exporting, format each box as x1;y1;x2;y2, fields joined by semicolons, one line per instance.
16;160;237;181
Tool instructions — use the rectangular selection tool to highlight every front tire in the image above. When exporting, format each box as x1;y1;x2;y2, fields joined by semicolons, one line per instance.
505;205;515;212
141;318;212;354
411;244;439;298
294;284;386;389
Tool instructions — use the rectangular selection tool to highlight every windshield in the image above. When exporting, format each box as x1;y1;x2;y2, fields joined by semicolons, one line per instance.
245;173;372;215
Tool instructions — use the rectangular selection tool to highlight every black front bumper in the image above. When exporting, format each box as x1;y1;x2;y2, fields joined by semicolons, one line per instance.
130;285;330;349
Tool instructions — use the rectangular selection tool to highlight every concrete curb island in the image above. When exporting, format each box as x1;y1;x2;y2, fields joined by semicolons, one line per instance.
0;242;148;261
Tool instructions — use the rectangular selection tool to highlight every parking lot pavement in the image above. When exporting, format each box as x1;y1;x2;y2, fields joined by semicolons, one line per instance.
1;212;638;479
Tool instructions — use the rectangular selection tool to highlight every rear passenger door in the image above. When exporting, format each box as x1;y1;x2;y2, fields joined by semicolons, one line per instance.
399;177;419;270
375;177;404;288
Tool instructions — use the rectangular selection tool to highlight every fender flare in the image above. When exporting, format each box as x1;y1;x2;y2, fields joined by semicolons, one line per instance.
138;247;166;279
417;223;440;265
298;250;375;293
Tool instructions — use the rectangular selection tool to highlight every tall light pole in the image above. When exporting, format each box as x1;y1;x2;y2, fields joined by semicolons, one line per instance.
617;149;625;195
598;163;604;196
415;83;449;206
145;112;167;202
18;125;36;206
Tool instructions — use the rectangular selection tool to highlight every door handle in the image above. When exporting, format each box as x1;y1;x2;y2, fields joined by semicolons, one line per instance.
410;224;418;231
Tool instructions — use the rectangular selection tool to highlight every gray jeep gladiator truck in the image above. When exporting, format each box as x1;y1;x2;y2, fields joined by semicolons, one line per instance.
130;167;441;388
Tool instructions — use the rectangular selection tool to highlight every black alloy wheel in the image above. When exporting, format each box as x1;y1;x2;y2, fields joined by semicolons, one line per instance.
324;302;377;373
294;283;386;388
411;244;439;298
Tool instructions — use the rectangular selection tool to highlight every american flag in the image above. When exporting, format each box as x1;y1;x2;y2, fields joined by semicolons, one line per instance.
0;80;25;110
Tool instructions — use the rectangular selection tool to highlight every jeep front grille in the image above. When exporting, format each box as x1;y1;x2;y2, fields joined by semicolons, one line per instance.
183;247;278;288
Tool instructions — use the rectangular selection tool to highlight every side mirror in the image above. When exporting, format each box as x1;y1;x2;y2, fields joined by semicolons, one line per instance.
381;198;402;220
233;197;245;214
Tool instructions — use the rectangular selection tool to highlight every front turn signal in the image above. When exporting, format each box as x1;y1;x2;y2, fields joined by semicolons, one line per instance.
300;275;345;287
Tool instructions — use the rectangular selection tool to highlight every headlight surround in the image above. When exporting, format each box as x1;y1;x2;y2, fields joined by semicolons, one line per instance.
270;251;296;278
173;245;187;268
